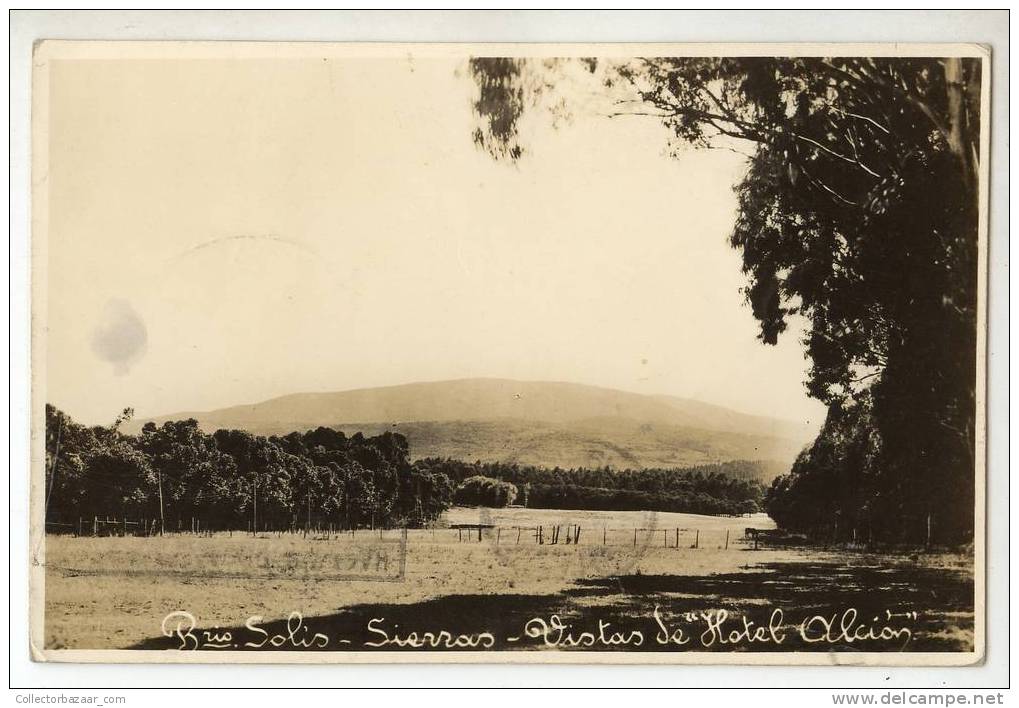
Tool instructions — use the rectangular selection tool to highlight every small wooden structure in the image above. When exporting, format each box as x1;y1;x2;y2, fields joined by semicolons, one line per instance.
449;523;495;542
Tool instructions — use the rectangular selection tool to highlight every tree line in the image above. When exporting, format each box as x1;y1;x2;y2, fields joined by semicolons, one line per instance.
45;405;452;530
45;405;766;529
413;458;765;515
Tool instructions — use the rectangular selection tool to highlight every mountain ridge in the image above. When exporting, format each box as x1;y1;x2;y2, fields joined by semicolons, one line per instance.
128;378;815;474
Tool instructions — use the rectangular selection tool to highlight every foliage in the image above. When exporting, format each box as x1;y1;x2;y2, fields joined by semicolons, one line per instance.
453;475;518;507
415;458;764;515
765;395;883;539
45;406;767;527
45;407;452;530
469;56;981;542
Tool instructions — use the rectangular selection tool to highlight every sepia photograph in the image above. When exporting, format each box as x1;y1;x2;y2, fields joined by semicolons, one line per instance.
29;39;989;665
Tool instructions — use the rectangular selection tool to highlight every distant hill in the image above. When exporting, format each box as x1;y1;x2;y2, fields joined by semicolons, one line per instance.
130;378;815;478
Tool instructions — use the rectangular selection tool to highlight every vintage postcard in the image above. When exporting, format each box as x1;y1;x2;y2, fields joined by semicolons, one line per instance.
30;41;990;664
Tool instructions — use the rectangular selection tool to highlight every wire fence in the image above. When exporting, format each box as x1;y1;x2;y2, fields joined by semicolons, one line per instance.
47;516;770;550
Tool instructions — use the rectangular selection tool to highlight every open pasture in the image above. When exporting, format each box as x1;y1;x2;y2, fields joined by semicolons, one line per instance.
42;507;973;652
444;506;775;533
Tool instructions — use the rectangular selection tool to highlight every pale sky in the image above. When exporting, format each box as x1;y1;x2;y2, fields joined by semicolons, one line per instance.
44;52;826;428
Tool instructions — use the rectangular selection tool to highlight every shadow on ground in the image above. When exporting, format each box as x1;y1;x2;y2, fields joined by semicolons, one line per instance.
133;557;973;653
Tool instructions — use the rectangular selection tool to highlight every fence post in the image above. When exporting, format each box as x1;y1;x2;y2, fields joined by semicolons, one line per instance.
603;527;606;545
695;529;699;549
496;527;501;545
93;516;97;536
675;528;679;549
574;526;581;544
725;529;729;550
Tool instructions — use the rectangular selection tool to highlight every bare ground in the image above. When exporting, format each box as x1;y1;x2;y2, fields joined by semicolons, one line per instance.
42;508;973;653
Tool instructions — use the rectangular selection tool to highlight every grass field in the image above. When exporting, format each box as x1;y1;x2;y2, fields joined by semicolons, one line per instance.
444;506;776;532
42;507;974;653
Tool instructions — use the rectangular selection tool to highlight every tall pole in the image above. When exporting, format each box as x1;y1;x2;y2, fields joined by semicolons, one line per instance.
44;416;63;520
157;470;165;536
252;476;258;536
306;491;311;538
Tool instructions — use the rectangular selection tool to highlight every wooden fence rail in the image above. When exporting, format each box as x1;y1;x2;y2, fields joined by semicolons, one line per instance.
47;518;765;550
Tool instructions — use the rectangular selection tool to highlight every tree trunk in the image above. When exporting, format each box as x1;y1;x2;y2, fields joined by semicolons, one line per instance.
943;57;978;191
